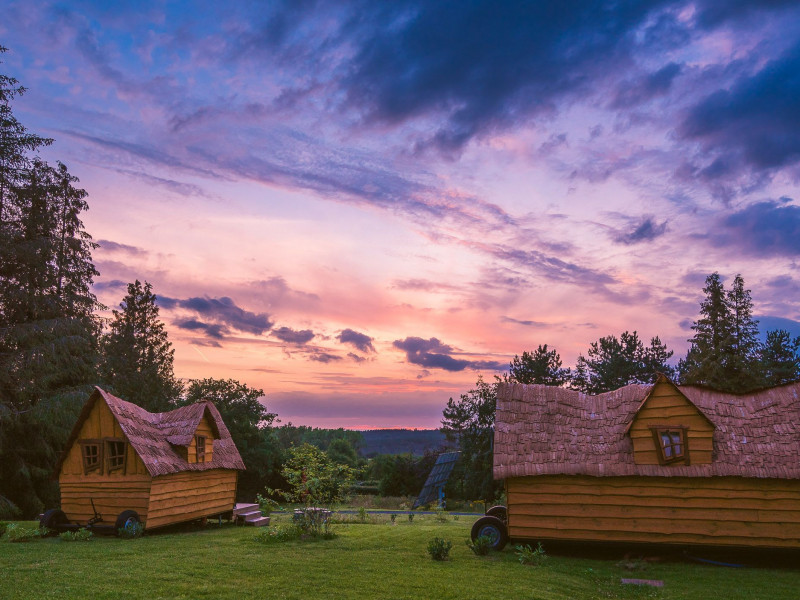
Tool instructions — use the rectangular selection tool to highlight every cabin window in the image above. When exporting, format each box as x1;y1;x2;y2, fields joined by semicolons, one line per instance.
79;440;102;475
104;438;127;474
651;427;689;465
195;435;207;463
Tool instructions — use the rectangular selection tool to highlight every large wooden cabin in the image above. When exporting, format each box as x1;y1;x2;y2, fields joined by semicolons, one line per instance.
494;375;800;548
53;387;245;529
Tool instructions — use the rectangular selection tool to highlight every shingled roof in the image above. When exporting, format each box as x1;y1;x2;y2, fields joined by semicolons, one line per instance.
494;379;800;480
55;387;245;477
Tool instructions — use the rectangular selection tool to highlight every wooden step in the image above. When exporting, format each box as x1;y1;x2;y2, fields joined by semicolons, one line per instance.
233;503;259;516
246;516;270;527
238;510;263;520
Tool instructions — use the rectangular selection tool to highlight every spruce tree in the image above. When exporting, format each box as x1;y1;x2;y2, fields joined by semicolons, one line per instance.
0;49;100;515
100;280;183;412
760;330;800;386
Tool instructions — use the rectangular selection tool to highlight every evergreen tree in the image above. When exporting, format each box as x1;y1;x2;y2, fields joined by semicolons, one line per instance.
760;330;800;386
504;344;571;386
100;280;182;412
0;49;100;515
571;331;673;394
679;273;763;392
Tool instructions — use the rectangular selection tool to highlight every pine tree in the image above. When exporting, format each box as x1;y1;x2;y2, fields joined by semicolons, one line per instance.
760;330;800;386
504;344;571;386
725;274;762;390
101;280;183;412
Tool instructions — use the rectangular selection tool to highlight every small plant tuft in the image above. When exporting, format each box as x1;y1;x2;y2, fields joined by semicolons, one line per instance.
515;542;548;566
466;534;493;556
5;523;44;543
254;524;302;544
408;513;414;523
427;537;453;561
59;528;93;542
357;506;368;523
117;521;144;539
390;513;397;523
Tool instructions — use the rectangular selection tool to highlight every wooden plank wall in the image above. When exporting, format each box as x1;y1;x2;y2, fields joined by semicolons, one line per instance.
508;475;800;548
146;469;236;529
59;400;151;523
629;381;713;465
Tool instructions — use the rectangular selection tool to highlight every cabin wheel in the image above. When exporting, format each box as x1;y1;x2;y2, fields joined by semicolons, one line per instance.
40;509;68;532
115;510;141;533
486;505;508;523
470;515;509;551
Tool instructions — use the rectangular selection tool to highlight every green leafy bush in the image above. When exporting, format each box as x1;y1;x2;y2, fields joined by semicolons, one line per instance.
515;542;547;566
357;506;368;523
466;535;493;556
117;521;144;539
427;537;453;561
408;513;414;523
255;493;280;515
390;513;397;523
59;528;93;542
5;524;44;543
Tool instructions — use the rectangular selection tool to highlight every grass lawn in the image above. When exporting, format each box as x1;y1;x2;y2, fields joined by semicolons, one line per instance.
1;514;798;600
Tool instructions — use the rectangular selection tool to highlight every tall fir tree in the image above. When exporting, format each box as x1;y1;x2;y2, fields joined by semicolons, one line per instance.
100;280;183;412
0;49;100;515
679;273;763;392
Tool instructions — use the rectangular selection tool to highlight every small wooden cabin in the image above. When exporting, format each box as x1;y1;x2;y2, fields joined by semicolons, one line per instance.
494;375;800;548
53;387;245;529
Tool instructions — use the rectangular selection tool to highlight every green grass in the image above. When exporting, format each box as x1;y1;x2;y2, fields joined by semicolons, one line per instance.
1;515;798;599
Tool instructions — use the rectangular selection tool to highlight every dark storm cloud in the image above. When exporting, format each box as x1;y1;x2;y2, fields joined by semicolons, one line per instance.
679;41;800;178
706;200;800;256
614;217;669;245
272;327;315;344
392;336;504;372
159;295;274;338
337;329;376;353
338;1;670;154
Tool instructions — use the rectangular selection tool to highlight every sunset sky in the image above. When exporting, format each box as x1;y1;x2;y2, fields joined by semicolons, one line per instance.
3;1;800;428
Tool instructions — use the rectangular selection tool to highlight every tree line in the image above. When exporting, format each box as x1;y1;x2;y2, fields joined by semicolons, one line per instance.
443;273;800;502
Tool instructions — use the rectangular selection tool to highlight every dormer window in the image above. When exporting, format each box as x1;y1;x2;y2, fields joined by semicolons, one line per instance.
651;427;689;465
196;435;207;463
80;440;102;475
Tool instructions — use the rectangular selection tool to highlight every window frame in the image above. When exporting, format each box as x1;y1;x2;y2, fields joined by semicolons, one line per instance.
650;426;690;465
195;435;207;463
79;439;103;475
104;438;127;474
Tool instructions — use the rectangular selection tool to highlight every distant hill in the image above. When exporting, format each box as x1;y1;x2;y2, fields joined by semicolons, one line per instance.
358;429;451;457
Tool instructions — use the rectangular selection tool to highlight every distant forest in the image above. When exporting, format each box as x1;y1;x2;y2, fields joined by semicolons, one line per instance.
357;429;449;457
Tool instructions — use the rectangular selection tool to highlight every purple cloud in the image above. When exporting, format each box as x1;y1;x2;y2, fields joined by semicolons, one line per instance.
272;327;315;345
337;329;376;353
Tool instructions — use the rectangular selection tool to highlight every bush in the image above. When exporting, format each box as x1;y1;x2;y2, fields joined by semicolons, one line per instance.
408;513;414;523
5;524;44;543
254;524;302;544
0;521;8;538
59;528;93;542
390;514;397;524
255;493;280;515
117;521;144;539
516;542;548;566
427;537;453;561
466;535;493;556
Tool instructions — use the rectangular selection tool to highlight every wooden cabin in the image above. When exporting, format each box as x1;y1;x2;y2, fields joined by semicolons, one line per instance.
53;387;245;529
494;375;800;548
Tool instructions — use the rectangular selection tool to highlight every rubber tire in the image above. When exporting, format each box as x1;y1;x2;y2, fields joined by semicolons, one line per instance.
40;509;68;532
486;505;508;523
115;510;141;533
471;515;509;551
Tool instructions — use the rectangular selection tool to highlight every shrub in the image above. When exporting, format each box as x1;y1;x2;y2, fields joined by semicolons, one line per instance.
516;542;548;566
118;521;144;539
0;521;8;538
254;524;302;544
255;493;280;515
390;514;397;523
466;535;493;556
59;529;93;542
357;506;368;523
5;524;44;543
434;507;448;523
408;513;414;523
427;537;453;561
